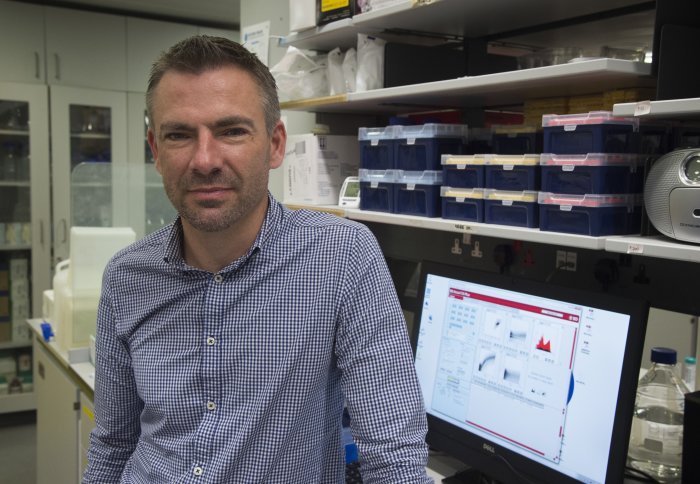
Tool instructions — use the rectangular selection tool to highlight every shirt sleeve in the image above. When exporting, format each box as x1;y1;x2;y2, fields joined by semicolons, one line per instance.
335;225;433;484
82;262;143;483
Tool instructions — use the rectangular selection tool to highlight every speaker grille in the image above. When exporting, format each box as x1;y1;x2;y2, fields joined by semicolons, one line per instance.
645;150;693;236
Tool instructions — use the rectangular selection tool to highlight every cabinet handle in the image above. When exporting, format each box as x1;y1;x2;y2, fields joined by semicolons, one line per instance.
54;53;60;80
34;51;40;79
60;218;67;243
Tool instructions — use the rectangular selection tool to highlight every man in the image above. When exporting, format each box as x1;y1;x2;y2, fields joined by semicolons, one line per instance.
83;35;431;483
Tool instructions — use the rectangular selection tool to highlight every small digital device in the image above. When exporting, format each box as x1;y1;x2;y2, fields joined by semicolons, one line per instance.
338;176;360;208
412;261;649;483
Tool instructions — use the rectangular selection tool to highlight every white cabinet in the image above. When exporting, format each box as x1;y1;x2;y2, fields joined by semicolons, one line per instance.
34;341;80;484
0;0;46;84
0;82;51;320
79;391;96;477
45;7;127;91
126;18;199;93
49;86;128;264
126;92;176;240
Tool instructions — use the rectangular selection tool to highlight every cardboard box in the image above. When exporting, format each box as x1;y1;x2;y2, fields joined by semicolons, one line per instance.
283;134;360;205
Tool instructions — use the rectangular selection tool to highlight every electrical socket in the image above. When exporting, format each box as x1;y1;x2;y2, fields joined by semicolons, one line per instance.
471;241;483;258
556;250;577;271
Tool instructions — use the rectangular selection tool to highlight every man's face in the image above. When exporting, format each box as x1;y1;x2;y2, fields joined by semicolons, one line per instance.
147;66;285;233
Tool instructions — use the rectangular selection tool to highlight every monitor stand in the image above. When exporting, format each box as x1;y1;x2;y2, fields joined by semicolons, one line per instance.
443;469;502;484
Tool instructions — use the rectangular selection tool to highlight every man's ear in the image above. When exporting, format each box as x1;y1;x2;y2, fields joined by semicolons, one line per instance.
268;120;287;170
147;128;161;173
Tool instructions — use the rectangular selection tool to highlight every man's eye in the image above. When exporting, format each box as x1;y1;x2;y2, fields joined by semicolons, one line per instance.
224;127;249;137
164;132;188;141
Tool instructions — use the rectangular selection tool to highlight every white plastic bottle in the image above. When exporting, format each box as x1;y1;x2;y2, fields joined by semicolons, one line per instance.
628;347;690;482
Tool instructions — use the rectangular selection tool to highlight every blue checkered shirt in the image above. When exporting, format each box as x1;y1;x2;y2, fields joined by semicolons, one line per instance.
83;196;431;483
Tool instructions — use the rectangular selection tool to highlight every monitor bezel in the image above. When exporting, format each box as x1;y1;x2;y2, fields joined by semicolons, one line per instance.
412;260;649;484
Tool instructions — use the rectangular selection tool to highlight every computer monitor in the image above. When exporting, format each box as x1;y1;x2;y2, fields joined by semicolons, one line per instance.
412;261;649;484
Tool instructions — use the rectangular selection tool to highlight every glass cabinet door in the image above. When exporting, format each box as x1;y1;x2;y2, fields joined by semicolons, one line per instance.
0;82;50;322
126;92;175;240
50;86;127;265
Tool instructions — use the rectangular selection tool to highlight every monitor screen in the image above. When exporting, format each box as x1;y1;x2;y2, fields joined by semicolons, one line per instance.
412;261;649;484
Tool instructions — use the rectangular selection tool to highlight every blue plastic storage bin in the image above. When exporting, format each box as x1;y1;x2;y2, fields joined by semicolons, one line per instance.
484;190;539;228
359;169;397;213
394;170;443;217
491;125;543;154
441;154;486;188
540;153;643;194
441;187;484;222
542;111;638;154
358;126;401;169
485;154;541;191
395;124;468;171
538;192;638;236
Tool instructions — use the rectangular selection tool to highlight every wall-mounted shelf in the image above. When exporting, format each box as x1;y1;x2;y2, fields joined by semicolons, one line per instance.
613;97;700;118
282;0;650;51
605;235;700;263
284;204;700;262
280;58;653;114
345;209;607;250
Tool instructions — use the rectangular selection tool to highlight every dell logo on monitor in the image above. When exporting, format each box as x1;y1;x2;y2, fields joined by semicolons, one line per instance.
482;443;496;454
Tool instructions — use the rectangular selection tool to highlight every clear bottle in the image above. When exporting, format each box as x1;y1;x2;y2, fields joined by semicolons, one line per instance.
682;356;696;392
628;347;690;482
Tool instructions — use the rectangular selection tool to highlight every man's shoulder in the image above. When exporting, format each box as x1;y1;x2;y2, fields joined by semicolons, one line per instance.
283;208;371;237
107;225;170;269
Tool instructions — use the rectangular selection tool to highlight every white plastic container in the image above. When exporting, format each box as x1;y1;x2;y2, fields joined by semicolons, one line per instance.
52;259;71;349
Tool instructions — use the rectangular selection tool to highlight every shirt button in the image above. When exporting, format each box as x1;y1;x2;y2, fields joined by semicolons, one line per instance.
206;336;216;346
214;274;223;283
207;401;216;411
193;466;203;476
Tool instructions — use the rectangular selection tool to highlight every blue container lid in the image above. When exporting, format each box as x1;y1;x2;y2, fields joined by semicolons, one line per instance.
651;347;677;365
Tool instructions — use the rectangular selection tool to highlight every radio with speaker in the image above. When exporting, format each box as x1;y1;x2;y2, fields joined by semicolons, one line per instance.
644;148;700;242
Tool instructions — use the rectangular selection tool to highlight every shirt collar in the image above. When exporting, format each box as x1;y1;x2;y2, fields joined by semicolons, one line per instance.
161;192;283;271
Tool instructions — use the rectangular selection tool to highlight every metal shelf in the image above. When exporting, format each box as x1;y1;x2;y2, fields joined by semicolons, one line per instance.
280;58;653;114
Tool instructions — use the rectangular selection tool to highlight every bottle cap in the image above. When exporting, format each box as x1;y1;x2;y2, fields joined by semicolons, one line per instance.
685;356;697;365
651;346;677;365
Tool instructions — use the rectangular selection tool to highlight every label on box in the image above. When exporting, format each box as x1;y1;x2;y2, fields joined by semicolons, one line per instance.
321;0;350;12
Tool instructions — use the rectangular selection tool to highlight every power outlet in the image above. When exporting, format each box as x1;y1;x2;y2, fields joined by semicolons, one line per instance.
555;250;577;271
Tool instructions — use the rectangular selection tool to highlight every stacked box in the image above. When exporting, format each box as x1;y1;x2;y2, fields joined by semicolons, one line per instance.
485;154;541;191
441;187;484;222
539;193;641;236
395;124;468;171
359;126;401;170
441;154;486;189
359;169;397;213
394;170;443;217
540;153;643;195
491;125;543;155
539;111;643;236
542;111;639;154
484;190;539;228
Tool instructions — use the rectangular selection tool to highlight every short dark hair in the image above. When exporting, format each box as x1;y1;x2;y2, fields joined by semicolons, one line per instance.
146;35;280;134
